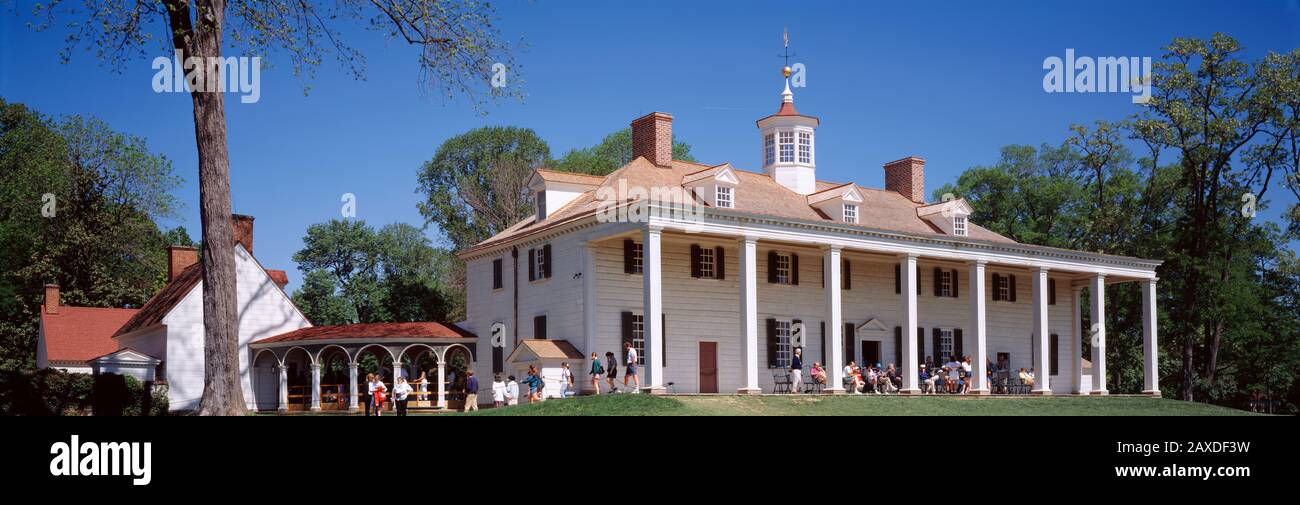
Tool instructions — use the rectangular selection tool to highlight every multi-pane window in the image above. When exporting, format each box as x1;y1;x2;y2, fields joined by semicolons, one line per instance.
492;258;503;290
699;247;715;278
997;275;1010;301
632;313;646;366
940;329;954;362
764;134;776;166
536;191;546;218
775;320;792;367
775;253;792;284
843;204;858;224
779;131;795;163
940;270;953;297
953;216;967;236
798;131;812;163
715;186;733;208
533;246;547;280
632;242;643;274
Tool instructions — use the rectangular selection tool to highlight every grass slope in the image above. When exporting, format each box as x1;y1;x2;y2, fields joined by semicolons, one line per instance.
463;394;1259;416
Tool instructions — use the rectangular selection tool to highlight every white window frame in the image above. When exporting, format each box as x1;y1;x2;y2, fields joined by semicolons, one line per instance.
533;246;547;281
775;252;792;284
715;186;733;209
536;191;546;219
764;134;776;166
632;313;646;366
843;204;858;224
778;131;795;163
940;270;953;297
632;241;643;274
774;319;792;368
997;276;1009;301
798;131;812;164
699;247;715;278
953;216;967;236
940;329;955;362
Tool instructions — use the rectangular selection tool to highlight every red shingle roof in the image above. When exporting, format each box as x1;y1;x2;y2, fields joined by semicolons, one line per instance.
113;263;202;337
255;322;477;344
42;306;140;364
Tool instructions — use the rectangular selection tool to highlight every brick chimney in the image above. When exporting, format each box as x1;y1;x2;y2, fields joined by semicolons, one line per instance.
631;112;673;168
884;156;926;204
232;214;255;254
44;284;59;315
168;245;199;281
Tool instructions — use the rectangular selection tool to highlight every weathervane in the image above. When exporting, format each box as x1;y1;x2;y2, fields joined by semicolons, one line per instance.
780;27;795;78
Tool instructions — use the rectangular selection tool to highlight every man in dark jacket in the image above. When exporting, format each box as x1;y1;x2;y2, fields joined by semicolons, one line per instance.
463;371;479;412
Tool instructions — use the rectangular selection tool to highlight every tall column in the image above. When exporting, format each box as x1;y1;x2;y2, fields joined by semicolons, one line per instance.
1090;274;1108;395
899;253;920;394
436;360;447;408
309;362;322;410
823;246;845;393
738;236;761;394
1031;267;1051;394
1142;278;1160;396
347;362;359;411
968;261;989;394
1071;285;1085;394
582;241;598;393
277;364;289;413
641;225;665;393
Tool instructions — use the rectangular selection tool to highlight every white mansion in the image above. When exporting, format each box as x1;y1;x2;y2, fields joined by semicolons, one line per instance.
461;77;1162;398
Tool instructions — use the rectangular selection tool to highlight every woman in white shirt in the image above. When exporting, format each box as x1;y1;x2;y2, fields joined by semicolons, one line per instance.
392;377;413;416
505;376;520;406
491;374;507;407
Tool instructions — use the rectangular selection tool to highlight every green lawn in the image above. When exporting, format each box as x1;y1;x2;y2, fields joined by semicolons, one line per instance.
462;393;1260;416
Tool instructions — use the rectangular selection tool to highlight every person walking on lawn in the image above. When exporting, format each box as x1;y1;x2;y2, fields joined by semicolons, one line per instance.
462;371;479;412
622;342;640;393
790;347;804;394
589;352;604;395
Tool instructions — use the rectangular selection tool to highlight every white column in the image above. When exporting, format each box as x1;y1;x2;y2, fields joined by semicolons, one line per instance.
277;364;289;413
1142;278;1160;396
899;253;920;394
738;236;761;394
823;246;845;393
347;362;359;411
1090;274;1108;395
309;362;322;410
582;241;598;393
1071;285;1085;394
1031;267;1051;394
436;360;447;408
968;261;989;394
641;225;665;393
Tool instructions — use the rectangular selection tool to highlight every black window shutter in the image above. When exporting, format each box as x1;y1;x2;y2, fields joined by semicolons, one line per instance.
1048;278;1057;305
492;258;503;289
916;327;925;365
528;248;536;281
894;326;903;367
766;318;778;368
821;258;825;288
690;244;702;278
624;239;635;274
1050;333;1059;375
933;267;942;296
715;246;726;280
951;269;959;298
991;274;1001;301
954;328;964;359
768;251;778;283
542;244;553;278
843;259;851;290
933;328;942;362
917;268;923;295
895;264;901;294
791;254;799;285
534;315;547;340
662;313;667;367
621;311;634;363
844;322;855;366
820;322;827;365
492;347;503;374
1008;274;1017;302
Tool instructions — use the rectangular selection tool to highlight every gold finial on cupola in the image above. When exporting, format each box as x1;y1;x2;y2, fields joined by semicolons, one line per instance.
780;27;794;78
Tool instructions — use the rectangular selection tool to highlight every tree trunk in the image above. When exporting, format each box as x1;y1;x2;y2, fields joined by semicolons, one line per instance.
165;0;245;415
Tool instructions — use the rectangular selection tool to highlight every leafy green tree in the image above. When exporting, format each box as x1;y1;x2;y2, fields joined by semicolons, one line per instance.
550;128;697;175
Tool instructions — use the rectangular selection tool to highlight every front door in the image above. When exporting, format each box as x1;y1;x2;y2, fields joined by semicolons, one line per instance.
699;342;718;393
861;340;881;367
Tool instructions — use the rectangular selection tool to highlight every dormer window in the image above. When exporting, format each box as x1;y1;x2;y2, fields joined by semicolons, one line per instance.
779;131;795;163
953;216;967;236
764;134;776;166
535;191;547;220
716;186;733;208
843;204;858;224
798;131;812;164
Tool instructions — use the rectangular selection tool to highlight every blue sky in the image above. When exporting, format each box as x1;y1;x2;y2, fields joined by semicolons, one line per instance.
3;0;1298;290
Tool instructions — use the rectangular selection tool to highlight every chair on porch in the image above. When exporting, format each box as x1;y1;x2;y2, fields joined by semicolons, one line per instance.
772;371;791;394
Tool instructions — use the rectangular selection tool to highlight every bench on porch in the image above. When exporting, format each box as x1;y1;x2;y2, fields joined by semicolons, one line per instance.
989;373;1033;394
